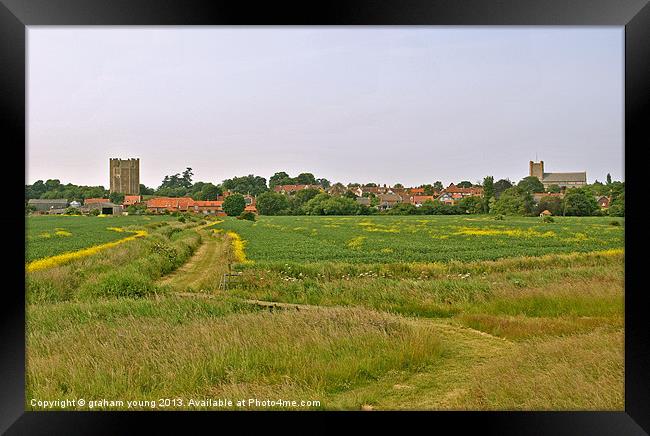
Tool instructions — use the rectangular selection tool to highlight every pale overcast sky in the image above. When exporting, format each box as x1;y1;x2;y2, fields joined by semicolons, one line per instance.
27;27;624;188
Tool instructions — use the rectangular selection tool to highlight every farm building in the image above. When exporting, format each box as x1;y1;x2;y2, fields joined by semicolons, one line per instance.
540;210;553;216
80;202;123;215
529;160;587;189
28;198;69;213
84;197;110;205
596;195;611;209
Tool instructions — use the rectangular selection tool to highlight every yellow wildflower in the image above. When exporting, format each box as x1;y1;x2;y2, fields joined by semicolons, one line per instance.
26;230;148;273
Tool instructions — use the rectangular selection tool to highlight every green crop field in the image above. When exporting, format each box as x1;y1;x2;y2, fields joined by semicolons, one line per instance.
26;215;172;261
25;214;625;411
214;215;624;264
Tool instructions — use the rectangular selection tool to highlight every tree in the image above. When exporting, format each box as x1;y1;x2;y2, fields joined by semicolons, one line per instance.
393;183;404;189
494;179;513;199
457;181;473;188
303;193;361;215
189;182;221;200
269;172;291;188
109;192;125;204
517;176;545;193
433;181;443;191
343;190;358;199
255;192;290;215
491;186;527;215
563;188;598;216
139;184;155;195
181;168;194;188
608;191;625;217
316;178;331;189
547;184;561;193
458;196;483;214
536;195;563;216
222;194;246;216
295;173;317;185
387;203;417;215
221;175;268;196
482;176;495;213
201;183;222;200
606;173;612;185
420;184;435;195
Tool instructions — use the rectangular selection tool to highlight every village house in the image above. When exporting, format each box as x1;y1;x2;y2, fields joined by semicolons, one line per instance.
410;195;436;207
145;197;195;213
376;193;402;210
327;184;347;196
355;197;370;207
352;185;394;197
123;195;143;206
437;184;484;205
191;200;225;215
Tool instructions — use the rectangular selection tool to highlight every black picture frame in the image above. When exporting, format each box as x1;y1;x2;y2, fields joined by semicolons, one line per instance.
2;1;648;433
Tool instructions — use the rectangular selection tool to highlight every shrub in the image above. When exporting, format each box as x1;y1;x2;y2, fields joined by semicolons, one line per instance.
541;215;554;223
89;209;100;216
88;270;158;298
223;194;247;216
178;216;186;223
609;220;621;226
493;214;505;221
237;211;256;221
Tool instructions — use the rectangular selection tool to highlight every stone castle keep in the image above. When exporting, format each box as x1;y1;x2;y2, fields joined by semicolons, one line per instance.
109;158;140;195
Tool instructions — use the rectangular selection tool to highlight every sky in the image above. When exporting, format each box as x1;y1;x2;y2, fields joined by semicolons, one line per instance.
27;27;624;188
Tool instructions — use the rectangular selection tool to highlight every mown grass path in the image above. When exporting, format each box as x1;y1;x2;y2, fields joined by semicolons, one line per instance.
158;227;229;292
327;317;515;410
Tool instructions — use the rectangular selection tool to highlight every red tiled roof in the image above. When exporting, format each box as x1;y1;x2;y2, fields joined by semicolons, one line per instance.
146;197;195;209
193;200;223;207
411;195;436;203
123;195;142;205
443;184;483;195
244;205;258;213
85;198;109;204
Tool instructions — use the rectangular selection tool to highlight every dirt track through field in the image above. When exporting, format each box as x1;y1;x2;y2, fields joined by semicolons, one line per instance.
158;228;230;292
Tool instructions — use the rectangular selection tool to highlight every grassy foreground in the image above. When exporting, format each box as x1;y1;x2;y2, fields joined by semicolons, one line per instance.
26;215;624;410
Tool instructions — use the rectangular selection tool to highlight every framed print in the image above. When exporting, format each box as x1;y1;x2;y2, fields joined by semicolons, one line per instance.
2;0;649;433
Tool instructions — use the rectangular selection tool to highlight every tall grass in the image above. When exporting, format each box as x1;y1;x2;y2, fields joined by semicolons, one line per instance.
27;305;445;409
27;224;202;303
